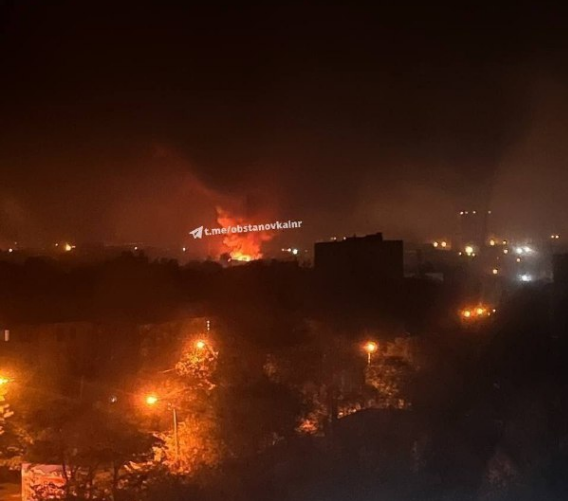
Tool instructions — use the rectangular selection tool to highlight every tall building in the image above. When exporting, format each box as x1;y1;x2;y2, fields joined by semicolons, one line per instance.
551;254;568;340
315;233;403;283
314;233;404;326
456;210;491;250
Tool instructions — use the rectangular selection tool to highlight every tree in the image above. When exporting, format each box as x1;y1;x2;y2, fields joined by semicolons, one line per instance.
0;384;13;436
23;402;157;500
150;339;225;476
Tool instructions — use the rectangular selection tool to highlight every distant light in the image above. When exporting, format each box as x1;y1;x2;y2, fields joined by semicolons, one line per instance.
134;246;138;251
459;211;464;215
489;239;496;246
145;394;158;406
551;234;560;240
520;274;532;282
195;340;206;350
364;341;378;353
433;241;439;248
441;241;447;248
110;395;118;404
55;243;59;247
523;246;532;253
64;243;73;252
292;248;299;255
8;248;13;253
492;268;499;275
465;245;474;256
515;247;524;255
472;210;477;214
182;247;186;252
516;257;522;263
476;307;485;315
487;210;492;214
462;310;472;318
503;249;509;254
502;240;508;245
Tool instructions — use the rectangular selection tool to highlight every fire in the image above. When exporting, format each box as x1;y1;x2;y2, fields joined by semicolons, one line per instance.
216;207;273;262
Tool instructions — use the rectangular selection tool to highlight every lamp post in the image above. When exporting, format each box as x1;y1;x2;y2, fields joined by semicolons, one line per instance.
364;341;378;365
145;394;180;462
195;339;218;359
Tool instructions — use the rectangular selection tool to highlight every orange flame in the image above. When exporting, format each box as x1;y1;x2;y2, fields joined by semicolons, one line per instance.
216;207;274;262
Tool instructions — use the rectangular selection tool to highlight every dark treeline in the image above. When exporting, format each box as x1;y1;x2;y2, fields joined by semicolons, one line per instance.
0;252;453;339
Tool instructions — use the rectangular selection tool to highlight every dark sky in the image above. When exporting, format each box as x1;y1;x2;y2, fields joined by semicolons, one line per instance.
1;1;568;252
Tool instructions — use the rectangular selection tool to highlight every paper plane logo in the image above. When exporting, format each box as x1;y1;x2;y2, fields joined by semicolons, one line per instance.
190;226;204;239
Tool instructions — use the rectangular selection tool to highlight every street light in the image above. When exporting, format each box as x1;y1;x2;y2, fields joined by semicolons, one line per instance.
195;339;218;358
145;394;158;406
145;393;180;462
364;341;378;365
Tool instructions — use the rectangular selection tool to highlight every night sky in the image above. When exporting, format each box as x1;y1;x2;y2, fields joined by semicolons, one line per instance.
1;2;568;252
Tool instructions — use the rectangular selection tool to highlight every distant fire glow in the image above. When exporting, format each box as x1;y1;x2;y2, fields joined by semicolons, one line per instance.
216;207;273;262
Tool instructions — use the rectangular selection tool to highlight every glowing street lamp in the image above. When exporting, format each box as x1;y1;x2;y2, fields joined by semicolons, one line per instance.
460;304;494;323
195;339;218;358
145;394;158;406
144;393;179;461
364;341;378;365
